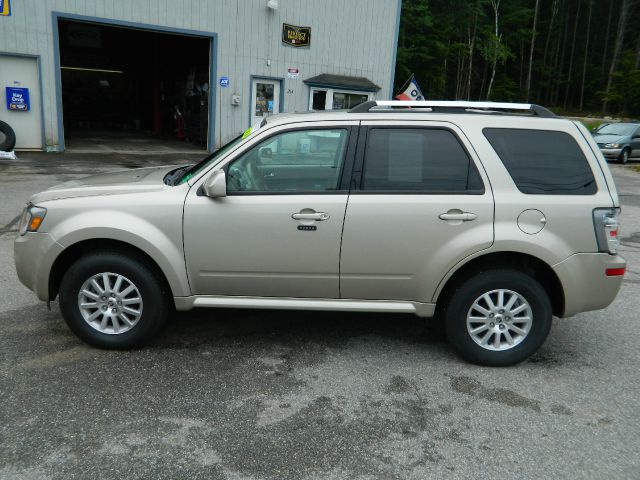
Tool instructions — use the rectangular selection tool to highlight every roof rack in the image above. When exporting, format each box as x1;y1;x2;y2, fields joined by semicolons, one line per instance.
348;100;557;118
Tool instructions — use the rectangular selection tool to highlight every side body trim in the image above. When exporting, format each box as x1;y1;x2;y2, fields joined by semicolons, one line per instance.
173;296;436;318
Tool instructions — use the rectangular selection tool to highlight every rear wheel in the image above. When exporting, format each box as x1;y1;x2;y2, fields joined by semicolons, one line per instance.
618;148;630;164
59;252;171;349
444;270;552;366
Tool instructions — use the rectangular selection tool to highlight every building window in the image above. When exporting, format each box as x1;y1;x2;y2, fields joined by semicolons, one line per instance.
309;88;372;110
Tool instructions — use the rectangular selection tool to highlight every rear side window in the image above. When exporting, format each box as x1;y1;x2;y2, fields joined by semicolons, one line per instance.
483;128;596;195
362;128;484;193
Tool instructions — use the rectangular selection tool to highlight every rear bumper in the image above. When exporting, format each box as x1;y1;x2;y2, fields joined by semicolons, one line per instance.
553;253;626;317
14;232;64;301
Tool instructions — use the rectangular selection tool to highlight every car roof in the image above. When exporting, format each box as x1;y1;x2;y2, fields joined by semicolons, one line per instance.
262;101;571;127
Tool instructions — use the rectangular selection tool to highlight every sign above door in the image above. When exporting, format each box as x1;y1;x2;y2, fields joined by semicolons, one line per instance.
282;23;311;48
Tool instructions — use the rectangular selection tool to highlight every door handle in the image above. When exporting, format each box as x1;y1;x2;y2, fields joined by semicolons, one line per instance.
292;212;330;221
439;212;477;221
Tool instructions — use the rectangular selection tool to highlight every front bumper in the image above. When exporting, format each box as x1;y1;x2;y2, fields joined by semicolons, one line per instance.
553;253;626;317
599;147;622;159
14;232;64;301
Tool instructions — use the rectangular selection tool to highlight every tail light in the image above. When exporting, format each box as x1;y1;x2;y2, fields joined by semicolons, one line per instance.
593;208;620;254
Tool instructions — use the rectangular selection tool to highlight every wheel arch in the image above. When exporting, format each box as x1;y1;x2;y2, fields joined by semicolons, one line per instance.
49;238;178;303
434;251;565;317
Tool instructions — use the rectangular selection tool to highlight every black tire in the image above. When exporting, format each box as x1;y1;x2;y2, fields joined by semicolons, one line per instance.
618;148;630;164
0;120;16;152
59;252;171;349
444;270;552;367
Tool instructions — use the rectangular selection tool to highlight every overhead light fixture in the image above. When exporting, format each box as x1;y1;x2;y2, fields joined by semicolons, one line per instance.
61;66;123;74
267;0;278;10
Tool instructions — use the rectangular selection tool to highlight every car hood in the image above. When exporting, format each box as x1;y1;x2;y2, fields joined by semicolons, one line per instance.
592;134;627;144
30;165;180;203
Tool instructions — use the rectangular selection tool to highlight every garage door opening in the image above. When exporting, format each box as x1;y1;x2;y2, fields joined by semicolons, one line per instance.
57;19;212;153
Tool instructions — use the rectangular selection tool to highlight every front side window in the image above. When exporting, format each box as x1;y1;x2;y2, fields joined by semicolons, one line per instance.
226;129;349;194
361;128;484;193
483;128;597;195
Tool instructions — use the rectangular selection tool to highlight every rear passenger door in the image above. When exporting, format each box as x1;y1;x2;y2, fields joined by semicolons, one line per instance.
339;122;494;303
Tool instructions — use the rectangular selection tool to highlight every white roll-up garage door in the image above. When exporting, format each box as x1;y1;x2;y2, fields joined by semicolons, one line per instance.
0;55;43;150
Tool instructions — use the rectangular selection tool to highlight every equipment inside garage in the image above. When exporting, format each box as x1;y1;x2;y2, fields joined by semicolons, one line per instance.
58;19;211;148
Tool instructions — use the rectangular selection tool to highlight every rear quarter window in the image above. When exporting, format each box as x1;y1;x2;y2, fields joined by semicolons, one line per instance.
483;128;597;195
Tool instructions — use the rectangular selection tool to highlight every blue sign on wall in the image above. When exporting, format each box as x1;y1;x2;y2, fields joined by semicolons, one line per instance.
0;0;11;17
6;87;30;111
219;76;230;88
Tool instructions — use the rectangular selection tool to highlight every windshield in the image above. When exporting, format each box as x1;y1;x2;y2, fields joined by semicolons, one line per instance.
595;124;636;136
178;133;246;184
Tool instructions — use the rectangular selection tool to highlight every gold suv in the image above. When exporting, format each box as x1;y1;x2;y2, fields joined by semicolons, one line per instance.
14;101;626;366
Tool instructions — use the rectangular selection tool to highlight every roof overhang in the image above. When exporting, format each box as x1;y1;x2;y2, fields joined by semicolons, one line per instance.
304;74;380;92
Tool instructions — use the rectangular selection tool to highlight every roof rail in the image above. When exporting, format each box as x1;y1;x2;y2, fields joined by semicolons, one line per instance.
349;100;557;118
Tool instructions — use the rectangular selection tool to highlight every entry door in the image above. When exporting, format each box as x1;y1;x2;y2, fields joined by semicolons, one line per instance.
251;79;280;126
0;55;43;149
340;123;494;303
183;124;356;298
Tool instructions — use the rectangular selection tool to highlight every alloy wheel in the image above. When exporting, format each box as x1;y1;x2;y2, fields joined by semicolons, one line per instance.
77;272;143;334
466;289;533;351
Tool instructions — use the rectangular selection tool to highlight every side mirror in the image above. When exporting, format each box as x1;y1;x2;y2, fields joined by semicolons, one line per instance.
257;147;272;165
203;169;227;198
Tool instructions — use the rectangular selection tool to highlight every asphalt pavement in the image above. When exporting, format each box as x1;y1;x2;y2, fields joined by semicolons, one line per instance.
1;152;639;480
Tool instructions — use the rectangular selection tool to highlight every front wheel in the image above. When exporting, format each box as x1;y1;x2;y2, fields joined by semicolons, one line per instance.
59;252;171;349
444;270;552;366
618;148;630;164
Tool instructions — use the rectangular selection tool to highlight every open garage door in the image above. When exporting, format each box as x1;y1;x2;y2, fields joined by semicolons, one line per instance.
57;19;212;152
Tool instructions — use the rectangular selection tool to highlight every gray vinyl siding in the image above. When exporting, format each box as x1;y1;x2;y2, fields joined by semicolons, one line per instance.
0;0;399;151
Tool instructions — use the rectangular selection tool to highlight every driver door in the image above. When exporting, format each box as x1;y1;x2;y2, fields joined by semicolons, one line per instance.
183;123;357;298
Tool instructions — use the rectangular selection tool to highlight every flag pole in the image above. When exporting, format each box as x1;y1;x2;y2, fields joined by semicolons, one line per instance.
394;73;414;99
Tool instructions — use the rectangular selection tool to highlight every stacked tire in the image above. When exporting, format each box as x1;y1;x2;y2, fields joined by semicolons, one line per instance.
0;120;16;152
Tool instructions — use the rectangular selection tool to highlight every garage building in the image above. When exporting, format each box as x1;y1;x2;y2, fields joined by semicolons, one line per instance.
0;0;401;152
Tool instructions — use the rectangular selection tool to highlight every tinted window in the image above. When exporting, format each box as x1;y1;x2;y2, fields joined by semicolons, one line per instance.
227;129;348;193
362;128;484;193
483;128;596;195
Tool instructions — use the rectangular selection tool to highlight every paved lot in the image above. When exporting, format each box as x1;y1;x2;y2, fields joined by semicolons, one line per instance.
1;153;639;479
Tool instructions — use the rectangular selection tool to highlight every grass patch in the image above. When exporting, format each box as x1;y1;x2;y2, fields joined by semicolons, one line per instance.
580;119;607;132
629;165;640;173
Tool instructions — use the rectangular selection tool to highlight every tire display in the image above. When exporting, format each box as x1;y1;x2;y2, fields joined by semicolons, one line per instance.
0;120;16;152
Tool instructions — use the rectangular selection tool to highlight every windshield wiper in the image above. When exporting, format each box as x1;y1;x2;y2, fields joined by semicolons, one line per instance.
164;166;192;186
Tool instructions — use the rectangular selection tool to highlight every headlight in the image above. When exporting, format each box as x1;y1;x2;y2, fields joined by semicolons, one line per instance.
603;143;620;148
18;204;47;236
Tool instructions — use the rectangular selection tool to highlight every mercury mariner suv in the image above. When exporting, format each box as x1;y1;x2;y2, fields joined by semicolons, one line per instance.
14;101;626;366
